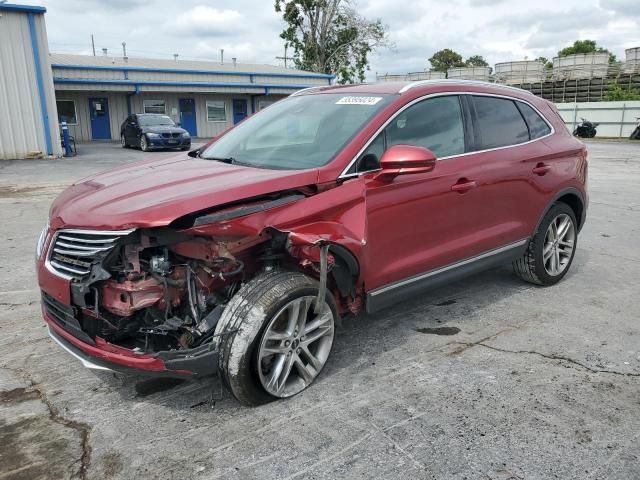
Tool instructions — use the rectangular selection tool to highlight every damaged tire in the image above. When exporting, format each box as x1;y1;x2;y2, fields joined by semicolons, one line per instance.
215;270;337;406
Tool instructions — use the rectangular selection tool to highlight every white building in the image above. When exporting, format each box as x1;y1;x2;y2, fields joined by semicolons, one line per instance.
50;54;333;142
0;3;333;158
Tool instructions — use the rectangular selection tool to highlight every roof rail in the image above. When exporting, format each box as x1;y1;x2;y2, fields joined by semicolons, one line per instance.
398;79;534;95
290;85;332;96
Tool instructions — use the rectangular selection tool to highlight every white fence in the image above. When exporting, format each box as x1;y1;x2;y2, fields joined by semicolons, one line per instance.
555;101;640;138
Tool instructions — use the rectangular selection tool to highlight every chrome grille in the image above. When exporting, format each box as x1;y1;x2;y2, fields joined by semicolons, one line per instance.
46;229;134;280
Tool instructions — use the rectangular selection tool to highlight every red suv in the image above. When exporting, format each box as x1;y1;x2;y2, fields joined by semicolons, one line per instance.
37;81;587;405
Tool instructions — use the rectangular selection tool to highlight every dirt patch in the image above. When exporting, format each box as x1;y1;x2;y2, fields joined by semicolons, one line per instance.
0;384;90;480
0;184;65;198
0;387;40;402
415;326;461;336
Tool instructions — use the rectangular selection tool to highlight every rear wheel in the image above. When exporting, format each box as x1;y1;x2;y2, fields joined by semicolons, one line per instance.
513;202;578;286
215;270;337;406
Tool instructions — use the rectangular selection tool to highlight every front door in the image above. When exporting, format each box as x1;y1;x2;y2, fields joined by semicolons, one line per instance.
359;95;485;291
232;99;248;124
89;97;111;140
179;98;197;136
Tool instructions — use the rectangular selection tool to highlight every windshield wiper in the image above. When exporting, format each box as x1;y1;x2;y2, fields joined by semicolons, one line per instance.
202;156;235;164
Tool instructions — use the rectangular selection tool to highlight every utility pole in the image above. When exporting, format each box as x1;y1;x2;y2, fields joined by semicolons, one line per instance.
91;34;95;56
122;42;127;58
276;44;293;68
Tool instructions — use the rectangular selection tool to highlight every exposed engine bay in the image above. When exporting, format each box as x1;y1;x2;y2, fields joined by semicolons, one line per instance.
58;225;354;355
64;228;264;354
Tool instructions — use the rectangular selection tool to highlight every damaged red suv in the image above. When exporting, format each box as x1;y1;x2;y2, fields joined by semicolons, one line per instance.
37;81;587;405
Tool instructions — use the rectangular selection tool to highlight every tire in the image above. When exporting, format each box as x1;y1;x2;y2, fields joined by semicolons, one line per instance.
120;134;128;148
214;270;338;406
513;202;578;286
630;127;640;140
140;135;149;152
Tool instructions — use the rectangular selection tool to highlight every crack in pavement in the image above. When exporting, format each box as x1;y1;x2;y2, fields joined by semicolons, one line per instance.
452;342;640;378
0;365;92;480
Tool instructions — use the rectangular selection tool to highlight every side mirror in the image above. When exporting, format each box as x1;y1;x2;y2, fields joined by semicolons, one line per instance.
187;148;200;158
373;145;437;182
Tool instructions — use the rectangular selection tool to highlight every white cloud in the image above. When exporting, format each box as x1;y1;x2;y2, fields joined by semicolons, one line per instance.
31;0;640;77
173;6;244;36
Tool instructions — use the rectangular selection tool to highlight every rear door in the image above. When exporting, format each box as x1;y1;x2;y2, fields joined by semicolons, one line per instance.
466;94;554;243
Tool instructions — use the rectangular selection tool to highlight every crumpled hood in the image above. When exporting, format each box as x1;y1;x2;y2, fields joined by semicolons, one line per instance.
49;156;319;230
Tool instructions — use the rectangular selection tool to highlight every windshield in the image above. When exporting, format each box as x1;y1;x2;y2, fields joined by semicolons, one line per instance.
200;93;393;170
138;115;175;127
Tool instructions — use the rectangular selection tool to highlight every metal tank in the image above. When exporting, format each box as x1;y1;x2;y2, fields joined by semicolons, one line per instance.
494;61;545;85
623;47;640;74
446;66;491;81
552;53;610;80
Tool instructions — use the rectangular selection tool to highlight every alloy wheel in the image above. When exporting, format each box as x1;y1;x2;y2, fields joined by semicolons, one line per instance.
257;296;334;398
121;135;126;147
543;213;575;276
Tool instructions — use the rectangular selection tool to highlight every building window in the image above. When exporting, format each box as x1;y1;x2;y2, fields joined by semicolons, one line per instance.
257;99;277;111
143;100;166;114
206;101;227;122
56;100;77;124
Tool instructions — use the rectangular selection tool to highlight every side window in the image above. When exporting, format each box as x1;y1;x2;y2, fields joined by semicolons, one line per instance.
516;102;551;139
348;95;465;175
350;133;385;174
472;96;529;149
386;96;465;158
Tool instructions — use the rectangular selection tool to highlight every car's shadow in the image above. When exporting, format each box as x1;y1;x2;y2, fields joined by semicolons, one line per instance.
95;255;587;410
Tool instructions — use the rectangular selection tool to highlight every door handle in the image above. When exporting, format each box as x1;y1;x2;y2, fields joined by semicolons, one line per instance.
532;163;551;175
451;180;477;193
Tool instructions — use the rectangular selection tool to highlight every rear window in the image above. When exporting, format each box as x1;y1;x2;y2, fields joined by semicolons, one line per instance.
516;102;552;139
472;96;529;150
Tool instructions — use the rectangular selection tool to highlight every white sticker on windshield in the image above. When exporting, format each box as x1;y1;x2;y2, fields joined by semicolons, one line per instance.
335;96;383;105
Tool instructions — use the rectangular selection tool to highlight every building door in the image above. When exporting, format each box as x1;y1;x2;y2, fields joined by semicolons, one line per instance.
88;97;111;140
232;99;248;124
178;98;197;136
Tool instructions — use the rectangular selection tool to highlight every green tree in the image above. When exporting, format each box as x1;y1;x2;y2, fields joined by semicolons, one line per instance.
535;56;553;70
428;48;465;73
274;0;390;84
558;40;617;64
465;55;489;67
605;81;640;101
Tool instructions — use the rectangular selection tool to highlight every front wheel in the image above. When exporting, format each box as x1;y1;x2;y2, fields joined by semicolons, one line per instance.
139;135;149;152
513;202;578;286
120;134;128;148
215;270;337;406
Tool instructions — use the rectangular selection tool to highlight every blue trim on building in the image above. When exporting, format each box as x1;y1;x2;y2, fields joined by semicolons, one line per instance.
27;12;53;155
53;77;312;95
51;63;335;81
0;3;46;13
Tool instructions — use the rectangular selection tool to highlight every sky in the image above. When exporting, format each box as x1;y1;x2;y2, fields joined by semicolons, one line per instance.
34;0;640;79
